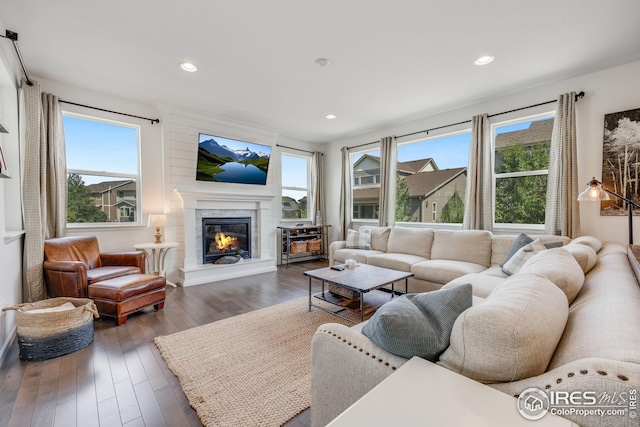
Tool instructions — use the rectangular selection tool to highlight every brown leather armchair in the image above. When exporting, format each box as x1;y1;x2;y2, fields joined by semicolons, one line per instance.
44;235;146;298
43;236;166;325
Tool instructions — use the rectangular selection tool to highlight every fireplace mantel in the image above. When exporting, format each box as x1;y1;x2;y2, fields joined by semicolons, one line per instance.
174;184;276;204
174;184;277;286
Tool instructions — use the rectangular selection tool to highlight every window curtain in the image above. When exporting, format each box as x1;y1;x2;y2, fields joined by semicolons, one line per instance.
463;114;493;230
338;147;353;240
21;79;67;302
378;136;397;226
311;151;325;225
544;92;579;238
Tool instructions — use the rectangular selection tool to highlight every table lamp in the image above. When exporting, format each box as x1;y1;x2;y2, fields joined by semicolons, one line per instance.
577;177;640;244
148;214;167;244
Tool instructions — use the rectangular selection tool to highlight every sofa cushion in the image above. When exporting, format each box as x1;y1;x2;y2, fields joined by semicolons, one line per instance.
345;229;372;250
386;227;434;258
362;284;472;360
442;273;505;298
411;260;488;285
518;247;585;304
501;239;547;275
563;242;598;274
359;226;391;252
333;248;385;265
571;235;603;253
438;273;568;383
367;253;427;272
431;230;492;267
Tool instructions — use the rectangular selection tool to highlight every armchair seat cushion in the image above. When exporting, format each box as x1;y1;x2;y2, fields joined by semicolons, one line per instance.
86;266;142;284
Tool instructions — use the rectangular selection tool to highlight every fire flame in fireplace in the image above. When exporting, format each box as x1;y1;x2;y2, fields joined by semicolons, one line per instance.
215;232;238;251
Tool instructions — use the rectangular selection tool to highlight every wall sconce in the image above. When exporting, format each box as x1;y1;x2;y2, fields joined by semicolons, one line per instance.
148;214;167;244
577;177;640;244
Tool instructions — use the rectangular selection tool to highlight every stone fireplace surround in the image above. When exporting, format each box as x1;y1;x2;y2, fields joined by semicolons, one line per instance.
175;186;277;286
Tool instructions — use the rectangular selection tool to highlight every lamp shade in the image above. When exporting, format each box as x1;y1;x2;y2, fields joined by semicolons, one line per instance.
148;214;167;227
577;178;611;202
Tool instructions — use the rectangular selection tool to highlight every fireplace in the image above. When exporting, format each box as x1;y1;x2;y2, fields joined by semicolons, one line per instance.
202;217;251;263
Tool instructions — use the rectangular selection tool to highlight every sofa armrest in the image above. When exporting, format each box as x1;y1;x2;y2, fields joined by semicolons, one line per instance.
100;252;146;273
329;241;347;266
43;260;88;297
487;358;640;427
311;323;409;427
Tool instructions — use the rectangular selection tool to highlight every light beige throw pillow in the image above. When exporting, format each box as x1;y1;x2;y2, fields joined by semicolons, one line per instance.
438;273;568;383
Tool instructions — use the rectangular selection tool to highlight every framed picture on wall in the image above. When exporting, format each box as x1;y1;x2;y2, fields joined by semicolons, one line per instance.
601;107;640;215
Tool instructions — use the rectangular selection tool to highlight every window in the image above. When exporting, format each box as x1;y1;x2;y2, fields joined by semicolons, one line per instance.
396;132;471;224
352;149;380;220
281;153;310;219
493;113;554;225
63;113;141;224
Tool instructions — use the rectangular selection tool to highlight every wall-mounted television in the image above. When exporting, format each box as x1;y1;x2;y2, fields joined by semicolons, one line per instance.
196;133;271;185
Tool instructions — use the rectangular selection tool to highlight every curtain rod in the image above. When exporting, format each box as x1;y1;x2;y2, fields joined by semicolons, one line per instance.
0;30;33;86
276;143;318;155
348;91;585;150
60;100;160;124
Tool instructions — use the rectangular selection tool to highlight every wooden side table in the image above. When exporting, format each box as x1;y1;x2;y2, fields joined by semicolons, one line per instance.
627;244;640;285
327;356;578;426
134;242;180;287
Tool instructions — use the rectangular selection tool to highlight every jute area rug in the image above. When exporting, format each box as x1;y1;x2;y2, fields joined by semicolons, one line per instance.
154;298;354;427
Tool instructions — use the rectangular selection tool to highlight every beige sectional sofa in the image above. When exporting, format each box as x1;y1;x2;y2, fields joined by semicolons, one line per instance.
330;226;571;293
315;227;640;427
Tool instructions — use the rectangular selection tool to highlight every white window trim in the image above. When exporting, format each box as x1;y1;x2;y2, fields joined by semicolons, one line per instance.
63;111;142;228
491;110;555;230
281;152;311;222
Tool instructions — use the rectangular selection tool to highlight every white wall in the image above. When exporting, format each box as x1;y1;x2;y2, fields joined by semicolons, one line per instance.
0;42;22;364
323;60;640;246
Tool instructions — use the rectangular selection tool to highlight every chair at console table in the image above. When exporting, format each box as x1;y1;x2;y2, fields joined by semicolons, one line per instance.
134;242;180;287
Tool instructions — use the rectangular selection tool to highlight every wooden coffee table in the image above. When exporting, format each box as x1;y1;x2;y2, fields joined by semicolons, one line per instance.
304;264;413;322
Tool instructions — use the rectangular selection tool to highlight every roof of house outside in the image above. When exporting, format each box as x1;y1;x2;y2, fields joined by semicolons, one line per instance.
404;167;467;198
495;118;554;149
353;167;467;199
398;158;437;173
86;180;135;194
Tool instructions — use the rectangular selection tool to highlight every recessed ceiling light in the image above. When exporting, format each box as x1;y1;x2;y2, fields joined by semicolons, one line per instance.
180;62;198;72
326;114;336;120
474;55;495;66
315;58;330;67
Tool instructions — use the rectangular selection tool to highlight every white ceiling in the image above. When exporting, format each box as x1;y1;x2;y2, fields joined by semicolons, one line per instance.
1;0;640;144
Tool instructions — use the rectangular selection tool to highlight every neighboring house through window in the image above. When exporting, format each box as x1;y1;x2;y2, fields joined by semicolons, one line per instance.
352;149;381;220
281;153;310;220
63;113;141;224
493;113;554;226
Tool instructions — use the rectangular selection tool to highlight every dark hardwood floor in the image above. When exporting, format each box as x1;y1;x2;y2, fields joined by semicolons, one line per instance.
0;260;328;427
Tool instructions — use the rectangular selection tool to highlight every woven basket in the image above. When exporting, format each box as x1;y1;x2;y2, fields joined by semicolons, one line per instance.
307;239;321;252
3;297;99;361
290;241;308;254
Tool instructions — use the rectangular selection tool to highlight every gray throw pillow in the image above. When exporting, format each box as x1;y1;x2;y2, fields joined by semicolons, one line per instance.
501;233;533;267
361;284;472;361
501;234;564;267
